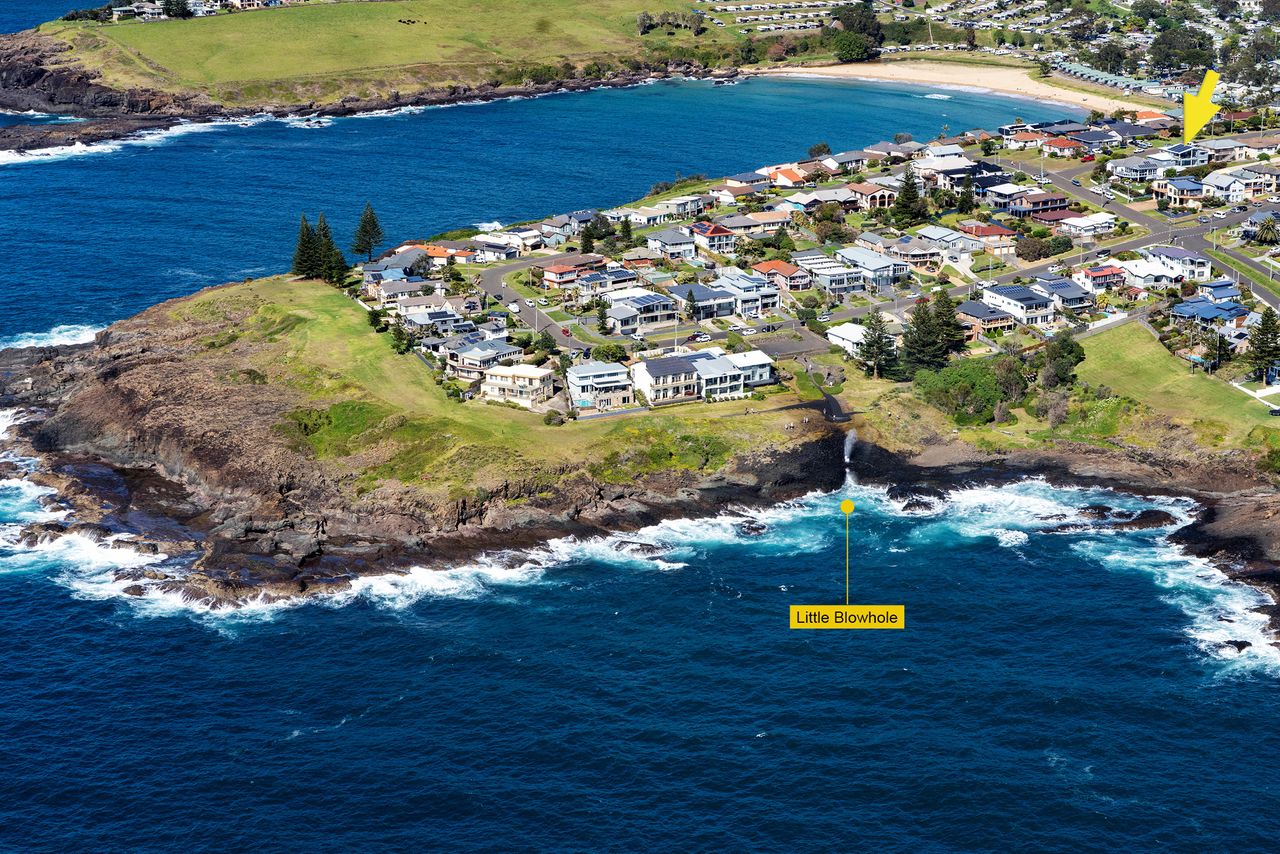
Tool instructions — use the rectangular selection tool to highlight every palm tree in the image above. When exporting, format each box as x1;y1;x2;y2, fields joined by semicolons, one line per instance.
1256;216;1279;245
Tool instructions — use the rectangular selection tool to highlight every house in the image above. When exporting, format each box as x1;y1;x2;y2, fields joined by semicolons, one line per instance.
777;187;855;213
827;322;870;355
1148;143;1210;170
820;150;875;173
711;270;781;317
791;250;865;296
627;206;670;228
687;351;746;400
1043;138;1086;157
724;171;771;192
714;214;770;237
673;282;737;321
1073;265;1126;293
836;245;909;289
1107;155;1162;182
708;184;758;206
1068;130;1119;152
1030;277;1094;313
1198;138;1249;162
1056;212;1117;237
647;228;697;261
687;221;737;255
1242;211;1278;240
374;278;430;309
845;182;897;209
859;232;942;267
1152;177;1206;209
1009;192;1069;219
746;210;792;232
656;195;705;218
1007;131;1052;150
567;269;638;304
958;219;1016;241
985;183;1030;210
767;166;810;188
917;225;984;256
480;364;555;407
603;288;677;334
1114;257;1183;289
567;361;635;412
725;350;775;386
982;284;1055;326
1198;279;1243;303
1243;137;1280;157
631;356;700;405
955;300;1016;339
1202;172;1250;204
363;246;428;284
1171;297;1251;329
1143;246;1213;282
449;340;523;381
752;259;811;291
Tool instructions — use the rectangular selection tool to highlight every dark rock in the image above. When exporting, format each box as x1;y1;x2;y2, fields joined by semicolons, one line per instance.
121;584;146;597
1079;504;1115;519
1225;640;1251;653
736;520;769;537
614;540;667;557
1111;509;1177;531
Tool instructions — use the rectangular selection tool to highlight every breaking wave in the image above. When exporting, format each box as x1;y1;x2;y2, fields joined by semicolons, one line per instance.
0;119;241;167
0;323;102;349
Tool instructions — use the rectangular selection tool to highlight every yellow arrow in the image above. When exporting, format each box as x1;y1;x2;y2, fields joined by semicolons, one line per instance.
1183;70;1221;144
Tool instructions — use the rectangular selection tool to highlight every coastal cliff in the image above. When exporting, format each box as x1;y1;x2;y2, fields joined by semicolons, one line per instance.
0;30;734;152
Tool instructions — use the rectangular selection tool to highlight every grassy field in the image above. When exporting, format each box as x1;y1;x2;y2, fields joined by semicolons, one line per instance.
42;0;730;103
1076;322;1275;446
176;276;810;496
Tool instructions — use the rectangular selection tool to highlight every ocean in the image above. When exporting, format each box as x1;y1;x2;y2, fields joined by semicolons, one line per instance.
2;50;1280;850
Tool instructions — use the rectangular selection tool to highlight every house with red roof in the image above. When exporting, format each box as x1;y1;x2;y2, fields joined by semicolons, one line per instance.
1043;137;1086;157
752;259;812;291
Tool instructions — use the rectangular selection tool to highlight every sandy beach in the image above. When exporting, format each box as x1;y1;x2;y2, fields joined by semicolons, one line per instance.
758;60;1156;115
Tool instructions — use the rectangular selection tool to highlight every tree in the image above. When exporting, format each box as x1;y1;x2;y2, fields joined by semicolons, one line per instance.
957;174;975;214
891;163;927;228
351;202;385;262
597;303;609;334
808;141;832;158
1247;307;1280;380
900;299;944;376
535;330;556;352
1257;216;1280;244
964;26;977;49
1015;236;1053;261
931;289;966;355
594;342;628;362
833;31;878;63
581;231;595;254
292;214;319;278
620;218;633;244
833;3;884;44
162;0;192;18
683;287;698;321
855;311;897;379
314;214;348;286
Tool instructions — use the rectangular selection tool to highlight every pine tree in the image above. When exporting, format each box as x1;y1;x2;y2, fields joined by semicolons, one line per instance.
684;288;698;321
620;218;633;244
292;214;317;278
855;311;897;380
351;201;385;262
1248;306;1280;381
901;299;942;376
891;164;925;228
597;303;609;334
581;230;595;254
931;289;966;355
957;174;975;214
314;213;347;286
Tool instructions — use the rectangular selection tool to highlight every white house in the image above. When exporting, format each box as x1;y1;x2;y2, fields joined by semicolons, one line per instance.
827;322;869;355
479;364;555;407
1056;212;1117;237
725;350;775;386
982;285;1055;326
566;361;634;411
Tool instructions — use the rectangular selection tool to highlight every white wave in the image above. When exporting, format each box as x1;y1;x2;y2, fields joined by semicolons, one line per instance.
1074;538;1280;675
0;323;102;349
0;119;235;167
473;220;504;231
0;409;25;441
0;477;63;524
283;116;333;129
921;92;953;100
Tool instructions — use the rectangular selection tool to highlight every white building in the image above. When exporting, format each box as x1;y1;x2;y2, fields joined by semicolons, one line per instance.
480;364;555;407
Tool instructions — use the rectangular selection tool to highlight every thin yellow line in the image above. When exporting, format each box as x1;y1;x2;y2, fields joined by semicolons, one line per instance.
845;513;850;605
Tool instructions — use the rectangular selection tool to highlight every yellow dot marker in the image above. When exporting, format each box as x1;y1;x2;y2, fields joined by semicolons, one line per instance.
840;500;854;604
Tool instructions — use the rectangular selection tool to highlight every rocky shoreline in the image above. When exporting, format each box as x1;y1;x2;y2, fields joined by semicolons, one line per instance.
0;30;737;153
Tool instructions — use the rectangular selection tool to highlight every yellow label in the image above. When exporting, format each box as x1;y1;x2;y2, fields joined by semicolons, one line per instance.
789;605;905;630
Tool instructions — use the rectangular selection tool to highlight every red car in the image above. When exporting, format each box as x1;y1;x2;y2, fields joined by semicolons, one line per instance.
1080;154;1095;162
560;327;570;336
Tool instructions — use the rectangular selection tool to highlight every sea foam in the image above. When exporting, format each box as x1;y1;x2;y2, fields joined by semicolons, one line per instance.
0;323;102;349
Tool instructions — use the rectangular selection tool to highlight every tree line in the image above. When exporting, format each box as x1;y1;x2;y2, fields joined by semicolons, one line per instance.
291;202;385;286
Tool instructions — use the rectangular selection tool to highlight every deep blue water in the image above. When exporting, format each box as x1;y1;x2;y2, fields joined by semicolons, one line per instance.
0;76;1074;345
4;78;1280;851
0;0;69;33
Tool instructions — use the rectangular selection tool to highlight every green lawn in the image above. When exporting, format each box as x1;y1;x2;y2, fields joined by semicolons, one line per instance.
172;276;807;494
1077;322;1275;445
43;0;729;103
1204;249;1280;301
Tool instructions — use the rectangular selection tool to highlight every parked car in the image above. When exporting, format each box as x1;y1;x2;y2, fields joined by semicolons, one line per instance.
1271;409;1280;417
1096;248;1110;257
694;333;712;343
524;298;535;307
537;298;549;306
741;327;758;336
817;313;832;322
1197;215;1211;224
1047;263;1064;273
1269;196;1280;204
507;302;521;312
1213;211;1228;219
1233;205;1249;213
630;332;645;342
1081;154;1095;162
560;327;570;336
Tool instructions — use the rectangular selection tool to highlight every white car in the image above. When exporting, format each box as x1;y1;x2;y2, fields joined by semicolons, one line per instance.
741;327;758;336
1212;211;1228;219
694;333;712;343
817;313;832;322
630;332;646;342
1047;264;1064;273
524;298;535;307
507;302;521;313
1037;176;1054;185
537;298;549;306
1269;197;1280;204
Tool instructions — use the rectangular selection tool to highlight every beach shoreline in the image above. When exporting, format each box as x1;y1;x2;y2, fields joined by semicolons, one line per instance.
754;60;1156;116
